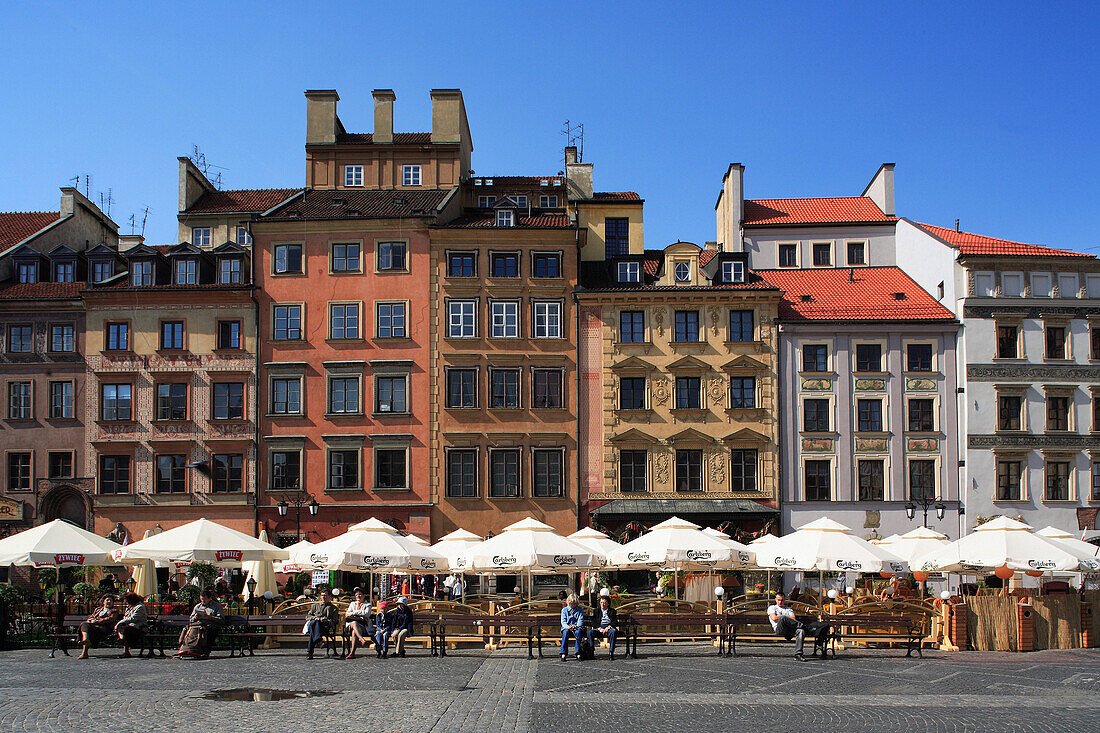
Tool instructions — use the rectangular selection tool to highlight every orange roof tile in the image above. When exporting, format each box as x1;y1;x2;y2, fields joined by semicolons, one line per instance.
335;132;433;145
0;281;84;300
186;188;298;214
744;197;895;226
0;211;60;248
760;266;955;322
593;192;642;201
915;222;1091;258
438;214;574;229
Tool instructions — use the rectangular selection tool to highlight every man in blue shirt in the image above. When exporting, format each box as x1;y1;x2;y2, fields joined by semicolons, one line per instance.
560;593;585;660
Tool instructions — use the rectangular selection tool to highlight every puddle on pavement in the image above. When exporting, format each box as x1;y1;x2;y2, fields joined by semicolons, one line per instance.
201;688;338;702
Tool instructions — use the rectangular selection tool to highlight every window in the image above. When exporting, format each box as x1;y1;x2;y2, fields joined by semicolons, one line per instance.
730;449;757;492
490;301;519;338
805;460;831;501
446;369;477;408
219;258;241;284
329;449;360;489
192;228;211;247
273;305;302;340
376;302;406;338
730;377;756;409
155;383;188;421
1093;462;1100;501
106;322;129;351
212;454;243;493
1095;394;1100;431
401;164;421;186
908;398;935;432
236;226;251;245
489;449;520;497
617;261;640;283
6;453;30;490
8;382;31;420
675;450;702;492
328;376;360;414
271;450;301;490
1092;327;1100;361
446;449;477;498
906;344;933;372
131;260;153;286
1002;273;1024;297
1045;325;1067;359
539;194;558;208
531;252;561;278
674;310;699;343
375;375;407;413
375;448;407;489
448;252;476;277
155;454;187;493
1045;460;1071;501
533;301;562;338
496;210;514;227
270;378;301;415
217;320;241;350
675;376;702;409
619;377;646;410
998;394;1022;430
98;455;130;494
344;165;363;187
54;261;74;282
778;243;798;268
909;460;936;501
847;241;866;266
605;218;629;258
533;369;563;409
447;300;477;338
512;195;528;208
620;450;647;492
50;324;74;353
490;369;520;409
803;399;830;432
16;262;38;283
802;344;828;372
273;244;302;274
997;325;1019;359
674;261;691;283
174;258;197;285
7;325;31;353
729;310;754;342
48;451;72;479
49;381;72;419
329;303;360;340
996;459;1023;501
973;272;995;296
331;243;360;272
857;399;883;432
858;459;885;501
812;243;832;267
91;261;113;282
100;384;132;421
533;449;564;498
1047;395;1070;431
377;241;407;271
160;321;184;350
490;252;519;277
620;311;645;342
478;195;496;208
213;382;244;420
722;261;745;283
855;343;882;372
1058;273;1079;297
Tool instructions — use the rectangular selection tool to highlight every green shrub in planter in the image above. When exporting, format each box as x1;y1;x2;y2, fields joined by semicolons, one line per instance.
72;582;97;601
176;585;200;607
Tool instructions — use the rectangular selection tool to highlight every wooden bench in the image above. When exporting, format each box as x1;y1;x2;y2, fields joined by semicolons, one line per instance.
823;613;923;658
723;611;837;658
620;613;724;658
49;615;176;659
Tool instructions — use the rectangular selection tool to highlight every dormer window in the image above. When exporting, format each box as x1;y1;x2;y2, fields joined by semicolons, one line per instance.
16;262;37;284
192;228;211;247
617;262;640;283
91;261;113;283
722;261;745;283
478;195;496;208
131;260;154;287
174;258;197;285
219;257;242;284
53;262;74;283
539;195;558;208
496;210;514;227
344;165;364;187
674;261;691;284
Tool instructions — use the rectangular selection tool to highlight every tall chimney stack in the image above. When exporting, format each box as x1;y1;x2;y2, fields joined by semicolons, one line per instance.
304;90;340;145
372;89;395;144
565;146;593;200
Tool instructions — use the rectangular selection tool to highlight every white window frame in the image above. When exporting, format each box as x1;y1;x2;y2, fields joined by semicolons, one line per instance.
236;226;252;245
131;260;153;287
269;376;303;415
722;261;745;283
192;228;211;247
539;194;558;208
344;165;364;187
512;195;528;208
447;300;477;338
811;241;833;267
490;301;520;338
617;261;640;283
478;195;496;208
173;258;197;285
533;301;562;339
402;164;422;186
496;210;514;227
673;260;691;284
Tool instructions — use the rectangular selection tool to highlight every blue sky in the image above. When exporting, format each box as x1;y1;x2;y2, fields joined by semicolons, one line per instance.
2;1;1098;252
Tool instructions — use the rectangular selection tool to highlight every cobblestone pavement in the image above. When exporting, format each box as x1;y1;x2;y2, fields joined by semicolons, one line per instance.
0;645;1097;732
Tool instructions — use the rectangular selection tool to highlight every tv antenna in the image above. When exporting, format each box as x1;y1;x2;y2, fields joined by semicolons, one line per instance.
98;188;113;217
190;145;226;189
71;174;92;197
561;120;584;162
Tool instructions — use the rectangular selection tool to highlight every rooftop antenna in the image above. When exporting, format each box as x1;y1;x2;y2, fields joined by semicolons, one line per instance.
139;206;150;236
98;188;113;217
190;145;227;189
955;218;960;232
128;213;136;234
561;120;584;163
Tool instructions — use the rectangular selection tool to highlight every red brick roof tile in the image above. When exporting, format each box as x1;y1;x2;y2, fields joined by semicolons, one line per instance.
264;189;449;221
335;132;433;145
0;211;60;248
760;266;955;322
744;197;895;226
186;189;299;214
439;214;575;229
698;250;719;267
0;281;83;300
472;176;565;186
915;222;1091;259
593;192;642;201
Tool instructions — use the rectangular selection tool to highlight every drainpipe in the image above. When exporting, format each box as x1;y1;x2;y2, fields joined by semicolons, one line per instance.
247;218;261;538
574;225;583;531
774;317;784;535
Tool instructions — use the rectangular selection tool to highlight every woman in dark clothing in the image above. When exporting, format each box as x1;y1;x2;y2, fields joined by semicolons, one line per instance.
78;595;118;659
114;593;148;658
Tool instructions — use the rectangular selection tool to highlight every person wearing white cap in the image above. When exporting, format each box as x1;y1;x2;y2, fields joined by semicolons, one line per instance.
390;597;415;657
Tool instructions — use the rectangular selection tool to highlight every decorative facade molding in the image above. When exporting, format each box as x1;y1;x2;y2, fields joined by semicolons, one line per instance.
968;433;1100;449
968;364;1100;381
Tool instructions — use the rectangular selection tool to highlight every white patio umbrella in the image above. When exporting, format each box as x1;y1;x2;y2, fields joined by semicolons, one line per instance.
919;516;1083;574
114;518;288;567
128;530;158;598
470;518;597;597
0;519;125;568
243;530;279;602
755;518;908;590
274;540;316;574
750;533;781;592
406;534;430;546
430;529;483;572
700;527;757;567
1035;527;1100;569
567;528;622;566
879;526;950;566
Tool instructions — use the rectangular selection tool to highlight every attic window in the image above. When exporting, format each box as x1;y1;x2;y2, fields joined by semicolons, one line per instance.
617;262;640;283
721;261;745;283
332;198;347;207
394;197;408;206
892;292;907;300
287;210;302;218
496;210;514;227
800;294;814;303
346;209;361;217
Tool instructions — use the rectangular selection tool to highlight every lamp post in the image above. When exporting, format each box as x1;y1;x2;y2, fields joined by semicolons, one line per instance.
905;493;946;529
246;576;257;617
276;491;319;542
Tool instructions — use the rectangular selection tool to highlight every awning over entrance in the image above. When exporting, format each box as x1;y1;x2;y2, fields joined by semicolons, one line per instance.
590;498;778;519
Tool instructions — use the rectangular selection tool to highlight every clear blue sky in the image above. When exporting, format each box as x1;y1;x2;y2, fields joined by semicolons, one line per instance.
2;1;1098;253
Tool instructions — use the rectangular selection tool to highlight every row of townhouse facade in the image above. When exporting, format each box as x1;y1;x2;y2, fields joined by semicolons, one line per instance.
0;87;1095;550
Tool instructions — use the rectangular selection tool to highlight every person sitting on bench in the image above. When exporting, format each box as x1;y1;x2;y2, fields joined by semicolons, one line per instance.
114;593;147;658
560;593;585;660
343;588;373;659
390;597;414;657
767;591;830;662
586;593;618;659
78;595;118;659
176;588;225;659
304;589;338;660
373;601;394;658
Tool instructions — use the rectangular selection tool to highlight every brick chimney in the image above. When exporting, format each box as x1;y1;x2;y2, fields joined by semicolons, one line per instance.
430;88;468;144
715;163;744;251
565;146;593;200
372;89;395;144
305;89;340;145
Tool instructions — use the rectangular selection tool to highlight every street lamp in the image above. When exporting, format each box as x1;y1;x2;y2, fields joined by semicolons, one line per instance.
275;491;319;542
246;576;257;616
905;494;946;528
